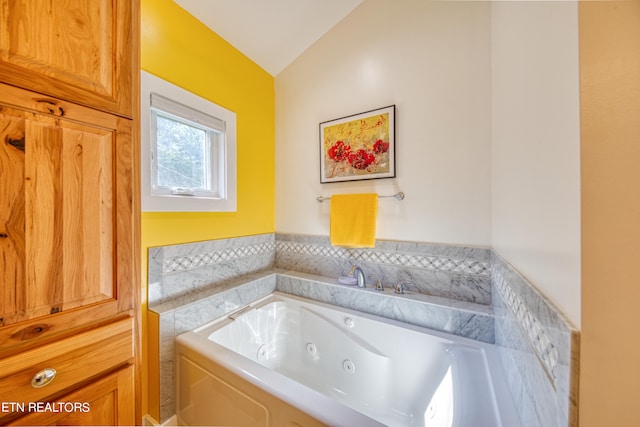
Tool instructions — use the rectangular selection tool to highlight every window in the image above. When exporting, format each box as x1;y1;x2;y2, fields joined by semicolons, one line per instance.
141;71;237;212
150;94;224;198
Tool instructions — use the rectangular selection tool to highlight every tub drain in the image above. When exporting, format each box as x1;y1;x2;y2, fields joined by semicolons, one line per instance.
343;359;356;374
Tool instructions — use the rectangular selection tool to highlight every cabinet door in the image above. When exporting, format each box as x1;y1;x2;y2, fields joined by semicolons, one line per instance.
0;0;136;117
9;365;135;426
0;83;134;333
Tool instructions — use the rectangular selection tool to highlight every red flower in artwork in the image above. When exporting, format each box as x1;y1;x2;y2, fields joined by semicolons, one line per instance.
373;139;389;154
328;141;351;162
348;149;376;170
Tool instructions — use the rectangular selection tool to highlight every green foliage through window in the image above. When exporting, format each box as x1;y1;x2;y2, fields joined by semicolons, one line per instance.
155;114;211;190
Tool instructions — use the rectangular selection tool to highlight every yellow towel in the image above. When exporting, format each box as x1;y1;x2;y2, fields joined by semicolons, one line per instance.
330;193;378;248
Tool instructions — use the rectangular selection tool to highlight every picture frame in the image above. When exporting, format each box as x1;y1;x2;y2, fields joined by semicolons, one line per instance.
319;105;395;183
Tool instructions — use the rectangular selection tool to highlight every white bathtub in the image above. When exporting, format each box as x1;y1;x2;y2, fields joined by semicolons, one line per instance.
176;292;520;427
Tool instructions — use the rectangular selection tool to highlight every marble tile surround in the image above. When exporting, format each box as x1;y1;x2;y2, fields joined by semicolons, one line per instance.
153;272;277;422
147;233;579;427
276;270;494;343
276;233;492;305
148;232;493;311
148;233;276;421
492;252;579;427
148;234;275;308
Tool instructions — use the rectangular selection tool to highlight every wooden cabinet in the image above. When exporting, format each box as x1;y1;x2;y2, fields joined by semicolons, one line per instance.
0;0;135;117
0;318;133;404
8;365;135;426
0;318;135;425
0;83;134;327
0;0;139;425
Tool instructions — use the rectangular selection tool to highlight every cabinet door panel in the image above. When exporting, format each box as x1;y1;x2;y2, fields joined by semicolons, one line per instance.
0;0;134;117
0;108;26;321
0;87;131;327
24;118;115;316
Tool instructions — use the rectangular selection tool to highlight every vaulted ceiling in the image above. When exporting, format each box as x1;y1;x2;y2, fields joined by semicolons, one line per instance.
174;0;364;76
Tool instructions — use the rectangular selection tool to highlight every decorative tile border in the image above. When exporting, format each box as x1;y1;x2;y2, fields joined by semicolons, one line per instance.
276;241;491;276
149;234;275;308
158;238;490;277
163;241;276;274
491;251;578;427
148;234;578;426
494;270;559;384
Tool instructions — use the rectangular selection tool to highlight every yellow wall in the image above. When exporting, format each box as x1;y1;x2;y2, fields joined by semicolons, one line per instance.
138;0;640;423
140;0;275;419
579;1;640;425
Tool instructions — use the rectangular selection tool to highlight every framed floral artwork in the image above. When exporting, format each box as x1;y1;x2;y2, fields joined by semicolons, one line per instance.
320;105;395;183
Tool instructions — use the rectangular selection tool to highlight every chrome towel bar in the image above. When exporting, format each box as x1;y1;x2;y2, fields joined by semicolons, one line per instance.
316;192;405;202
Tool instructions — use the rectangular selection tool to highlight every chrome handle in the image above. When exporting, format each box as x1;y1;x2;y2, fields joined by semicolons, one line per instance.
369;275;384;291
31;368;56;388
395;281;411;294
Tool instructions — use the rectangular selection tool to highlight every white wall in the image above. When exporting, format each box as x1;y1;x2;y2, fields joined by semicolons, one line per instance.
491;2;581;325
275;0;581;324
275;0;492;246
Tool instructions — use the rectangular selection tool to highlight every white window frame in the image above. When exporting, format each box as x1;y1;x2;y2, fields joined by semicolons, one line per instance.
141;71;237;212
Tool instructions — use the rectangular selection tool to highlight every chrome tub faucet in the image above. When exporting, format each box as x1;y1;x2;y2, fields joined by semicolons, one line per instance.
349;265;366;288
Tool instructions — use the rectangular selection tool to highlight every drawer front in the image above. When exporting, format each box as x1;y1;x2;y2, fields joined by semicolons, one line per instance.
0;318;133;419
8;365;135;426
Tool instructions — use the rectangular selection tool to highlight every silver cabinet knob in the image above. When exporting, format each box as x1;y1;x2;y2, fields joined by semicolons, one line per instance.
31;368;56;388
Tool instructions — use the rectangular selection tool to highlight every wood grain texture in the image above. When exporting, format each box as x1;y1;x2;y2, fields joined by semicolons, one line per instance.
0;0;134;117
6;364;135;426
0;1;140;423
0;84;128;328
0;107;26;326
0;307;129;359
0;319;134;424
